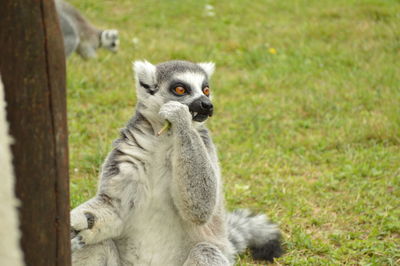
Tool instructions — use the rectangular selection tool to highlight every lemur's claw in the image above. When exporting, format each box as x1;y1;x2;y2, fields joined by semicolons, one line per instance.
70;228;80;239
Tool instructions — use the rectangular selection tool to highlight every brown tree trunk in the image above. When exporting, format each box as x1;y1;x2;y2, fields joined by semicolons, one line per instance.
0;0;71;265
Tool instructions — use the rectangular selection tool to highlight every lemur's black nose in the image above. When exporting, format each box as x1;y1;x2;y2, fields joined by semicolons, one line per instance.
189;96;214;122
200;101;213;112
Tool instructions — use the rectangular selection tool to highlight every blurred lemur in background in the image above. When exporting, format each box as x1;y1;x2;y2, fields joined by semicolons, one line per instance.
55;0;119;59
70;60;283;265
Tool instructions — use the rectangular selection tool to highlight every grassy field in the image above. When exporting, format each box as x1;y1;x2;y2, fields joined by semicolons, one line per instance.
67;0;400;264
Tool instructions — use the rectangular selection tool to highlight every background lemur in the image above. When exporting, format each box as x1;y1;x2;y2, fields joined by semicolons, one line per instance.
55;0;119;59
70;60;282;265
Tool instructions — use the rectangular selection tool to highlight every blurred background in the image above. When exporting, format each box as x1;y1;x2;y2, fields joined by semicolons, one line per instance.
67;0;400;264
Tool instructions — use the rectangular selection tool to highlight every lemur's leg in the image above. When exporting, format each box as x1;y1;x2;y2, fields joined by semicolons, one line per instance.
71;162;139;251
72;239;120;266
159;101;218;225
183;242;230;266
77;42;97;59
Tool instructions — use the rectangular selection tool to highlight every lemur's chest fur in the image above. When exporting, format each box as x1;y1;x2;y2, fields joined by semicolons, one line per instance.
115;135;191;265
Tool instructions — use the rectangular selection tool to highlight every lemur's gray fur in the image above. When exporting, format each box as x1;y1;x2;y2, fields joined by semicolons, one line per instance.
70;60;282;265
55;0;119;59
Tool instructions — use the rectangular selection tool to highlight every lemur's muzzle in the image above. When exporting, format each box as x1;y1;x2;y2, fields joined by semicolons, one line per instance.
188;96;214;122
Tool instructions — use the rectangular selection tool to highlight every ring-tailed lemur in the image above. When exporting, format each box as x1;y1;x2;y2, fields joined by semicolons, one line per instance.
70;60;283;265
55;0;119;59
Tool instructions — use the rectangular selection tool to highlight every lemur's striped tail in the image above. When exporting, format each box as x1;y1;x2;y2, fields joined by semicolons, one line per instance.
227;209;283;262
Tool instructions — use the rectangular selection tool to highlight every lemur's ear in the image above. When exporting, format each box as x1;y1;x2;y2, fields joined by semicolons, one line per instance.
198;62;215;78
132;60;158;95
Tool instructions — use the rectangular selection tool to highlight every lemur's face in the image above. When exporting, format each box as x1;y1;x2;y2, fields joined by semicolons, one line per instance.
101;30;119;52
133;60;215;123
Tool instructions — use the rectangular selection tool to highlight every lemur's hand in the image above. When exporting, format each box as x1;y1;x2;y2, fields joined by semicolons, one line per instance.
70;210;96;252
159;101;192;129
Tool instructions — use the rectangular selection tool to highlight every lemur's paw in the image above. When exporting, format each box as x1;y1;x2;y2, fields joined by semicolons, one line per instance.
70;211;96;251
159;101;192;126
71;235;86;252
71;226;98;251
71;211;95;232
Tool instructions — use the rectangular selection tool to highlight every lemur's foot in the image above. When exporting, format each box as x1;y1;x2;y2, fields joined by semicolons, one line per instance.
71;211;96;252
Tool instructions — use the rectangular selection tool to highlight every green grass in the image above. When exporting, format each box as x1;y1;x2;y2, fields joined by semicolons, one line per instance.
67;0;400;264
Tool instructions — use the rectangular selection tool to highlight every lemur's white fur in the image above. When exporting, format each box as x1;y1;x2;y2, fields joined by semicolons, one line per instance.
55;0;119;59
197;62;215;77
71;60;282;266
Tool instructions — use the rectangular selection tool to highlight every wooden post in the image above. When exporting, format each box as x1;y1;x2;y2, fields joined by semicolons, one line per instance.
0;0;71;265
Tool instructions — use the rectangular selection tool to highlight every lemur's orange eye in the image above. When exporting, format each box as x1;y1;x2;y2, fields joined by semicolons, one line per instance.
203;87;210;96
174;86;186;95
